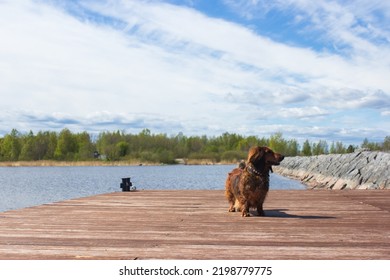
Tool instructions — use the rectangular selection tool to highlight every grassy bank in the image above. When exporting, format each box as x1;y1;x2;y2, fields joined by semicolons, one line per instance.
0;159;238;167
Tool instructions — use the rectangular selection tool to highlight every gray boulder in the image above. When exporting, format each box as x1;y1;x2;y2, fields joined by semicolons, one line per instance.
274;151;390;189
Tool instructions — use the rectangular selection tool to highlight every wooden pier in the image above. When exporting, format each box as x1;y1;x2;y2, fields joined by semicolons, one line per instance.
0;190;389;259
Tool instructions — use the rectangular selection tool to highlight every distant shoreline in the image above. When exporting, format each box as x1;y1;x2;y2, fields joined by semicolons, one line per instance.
0;159;237;167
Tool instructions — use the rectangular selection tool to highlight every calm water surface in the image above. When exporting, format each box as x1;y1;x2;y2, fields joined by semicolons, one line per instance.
0;165;305;212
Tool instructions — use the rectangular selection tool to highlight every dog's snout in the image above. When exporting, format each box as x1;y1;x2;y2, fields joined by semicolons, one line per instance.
275;153;284;162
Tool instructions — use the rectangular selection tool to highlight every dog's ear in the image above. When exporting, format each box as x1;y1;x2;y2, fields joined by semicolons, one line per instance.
247;146;265;164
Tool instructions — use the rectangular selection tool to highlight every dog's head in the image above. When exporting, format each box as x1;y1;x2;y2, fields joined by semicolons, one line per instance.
247;146;284;172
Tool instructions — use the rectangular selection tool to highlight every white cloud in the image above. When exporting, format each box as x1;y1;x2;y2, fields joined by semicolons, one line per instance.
381;111;390;116
278;106;329;119
0;0;389;144
221;0;390;85
84;0;390;94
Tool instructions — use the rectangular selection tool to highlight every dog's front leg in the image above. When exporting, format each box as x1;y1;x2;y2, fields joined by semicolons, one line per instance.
241;201;250;217
256;191;267;216
257;204;265;216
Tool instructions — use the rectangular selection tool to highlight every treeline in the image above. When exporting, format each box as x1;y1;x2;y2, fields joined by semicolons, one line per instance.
0;128;389;164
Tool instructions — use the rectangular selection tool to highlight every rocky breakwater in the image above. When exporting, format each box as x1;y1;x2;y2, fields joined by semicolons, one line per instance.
274;151;390;189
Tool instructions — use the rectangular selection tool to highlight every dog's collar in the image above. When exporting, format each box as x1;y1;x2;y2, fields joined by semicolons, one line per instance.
246;164;261;176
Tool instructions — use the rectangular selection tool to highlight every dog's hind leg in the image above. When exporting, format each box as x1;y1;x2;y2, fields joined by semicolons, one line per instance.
226;190;236;212
228;202;236;212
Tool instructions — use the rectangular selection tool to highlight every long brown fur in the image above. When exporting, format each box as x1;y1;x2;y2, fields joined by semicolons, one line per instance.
225;146;284;217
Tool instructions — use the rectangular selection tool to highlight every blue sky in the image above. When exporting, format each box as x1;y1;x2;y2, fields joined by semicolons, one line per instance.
1;0;389;145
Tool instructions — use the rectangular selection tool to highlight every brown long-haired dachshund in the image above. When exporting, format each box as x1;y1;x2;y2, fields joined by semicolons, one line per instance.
225;146;284;217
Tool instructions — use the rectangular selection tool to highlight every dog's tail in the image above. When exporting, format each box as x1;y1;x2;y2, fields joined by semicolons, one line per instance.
225;167;242;198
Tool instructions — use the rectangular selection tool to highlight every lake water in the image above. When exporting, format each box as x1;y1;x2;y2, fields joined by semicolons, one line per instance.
0;165;305;212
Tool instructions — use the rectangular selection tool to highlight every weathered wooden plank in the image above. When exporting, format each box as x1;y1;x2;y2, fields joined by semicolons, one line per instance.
0;190;389;259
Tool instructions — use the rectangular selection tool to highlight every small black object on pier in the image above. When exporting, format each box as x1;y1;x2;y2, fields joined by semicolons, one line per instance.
120;177;136;192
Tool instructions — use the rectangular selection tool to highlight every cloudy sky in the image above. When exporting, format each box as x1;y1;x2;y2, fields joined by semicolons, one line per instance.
1;0;389;145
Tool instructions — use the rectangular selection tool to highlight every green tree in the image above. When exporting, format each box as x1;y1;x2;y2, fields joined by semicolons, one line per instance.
237;136;261;152
173;133;189;158
330;141;346;154
54;128;78;160
302;139;312;156
46;131;58;159
6;127;386;163
156;149;176;164
1;129;21;161
286;139;299;156
187;136;205;153
347;145;355;153
95;131;123;160
19;131;36;160
312;140;328;155
383;136;390;151
35;131;58;160
116;141;129;158
216;132;242;151
361;138;382;151
269;132;287;154
76;132;95;160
